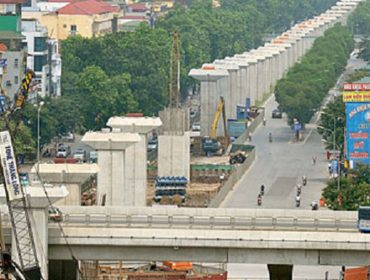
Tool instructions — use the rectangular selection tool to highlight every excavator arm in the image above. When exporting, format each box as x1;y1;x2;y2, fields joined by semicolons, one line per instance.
211;97;228;139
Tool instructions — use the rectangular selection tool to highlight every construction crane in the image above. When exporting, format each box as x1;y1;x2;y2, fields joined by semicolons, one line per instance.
0;69;43;280
169;30;180;108
202;97;229;157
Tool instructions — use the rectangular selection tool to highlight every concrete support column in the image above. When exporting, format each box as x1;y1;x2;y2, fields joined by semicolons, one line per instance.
107;116;162;206
0;186;68;280
267;264;293;280
189;68;228;137
29;163;99;206
158;108;190;179
82;130;140;206
214;60;240;120
158;132;191;179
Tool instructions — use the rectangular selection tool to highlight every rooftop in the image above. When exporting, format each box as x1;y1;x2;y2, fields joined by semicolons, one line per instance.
56;0;120;15
0;0;24;3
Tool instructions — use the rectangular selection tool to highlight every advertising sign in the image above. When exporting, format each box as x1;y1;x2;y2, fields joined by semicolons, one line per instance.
346;103;370;167
343;91;370;103
343;83;370;91
0;131;22;201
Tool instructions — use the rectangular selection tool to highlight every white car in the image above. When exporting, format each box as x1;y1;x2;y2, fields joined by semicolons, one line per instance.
191;123;200;131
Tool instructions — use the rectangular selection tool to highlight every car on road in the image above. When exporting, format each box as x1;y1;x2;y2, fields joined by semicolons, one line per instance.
191;122;200;131
272;109;282;119
48;207;63;222
56;144;70;158
73;148;86;162
60;132;75;142
19;172;29;187
147;139;158;152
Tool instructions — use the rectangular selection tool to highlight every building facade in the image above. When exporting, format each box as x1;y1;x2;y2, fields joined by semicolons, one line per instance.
21;18;61;98
22;0;122;40
0;0;26;101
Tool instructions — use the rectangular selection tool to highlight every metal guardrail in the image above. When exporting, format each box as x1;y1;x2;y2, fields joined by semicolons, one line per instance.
49;208;358;232
58;214;356;231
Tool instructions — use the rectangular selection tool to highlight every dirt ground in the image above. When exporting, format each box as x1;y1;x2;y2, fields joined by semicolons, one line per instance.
147;181;221;207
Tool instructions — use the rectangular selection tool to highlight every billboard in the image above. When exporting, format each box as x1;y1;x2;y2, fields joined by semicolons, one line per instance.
0;131;22;201
343;91;370;103
346;103;370;167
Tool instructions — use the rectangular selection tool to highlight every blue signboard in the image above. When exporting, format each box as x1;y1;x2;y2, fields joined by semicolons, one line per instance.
346;102;370;167
331;159;338;175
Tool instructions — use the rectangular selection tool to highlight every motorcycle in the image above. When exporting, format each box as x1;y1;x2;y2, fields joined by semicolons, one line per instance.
257;195;262;206
302;176;307;186
260;185;265;196
268;133;272;143
296;197;301;207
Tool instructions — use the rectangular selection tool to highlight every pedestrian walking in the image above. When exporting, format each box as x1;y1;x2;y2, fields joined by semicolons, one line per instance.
312;156;317;165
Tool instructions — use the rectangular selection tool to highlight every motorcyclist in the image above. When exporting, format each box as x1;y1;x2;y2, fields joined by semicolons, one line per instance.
311;201;318;210
257;193;262;206
268;132;272;142
263;117;266;126
302;175;307;186
297;184;302;196
296;195;301;207
260;185;265;195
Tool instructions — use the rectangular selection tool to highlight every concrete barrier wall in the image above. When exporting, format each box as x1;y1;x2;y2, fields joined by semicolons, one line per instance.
208;109;264;207
208;147;255;207
234;108;265;145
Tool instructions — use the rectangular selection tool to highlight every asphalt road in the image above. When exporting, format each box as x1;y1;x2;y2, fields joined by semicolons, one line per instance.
222;48;366;279
222;95;329;210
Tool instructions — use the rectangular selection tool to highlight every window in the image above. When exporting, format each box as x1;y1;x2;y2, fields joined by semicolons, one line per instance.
34;37;46;52
34;55;46;72
14;76;18;84
14;59;18;67
70;25;77;35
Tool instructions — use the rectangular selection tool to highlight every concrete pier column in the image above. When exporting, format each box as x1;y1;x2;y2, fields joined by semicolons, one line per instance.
262;45;285;81
235;54;259;105
214;60;240;120
189;67;228;137
268;264;293;280
202;63;229;130
158;108;191;179
82;130;140;206
224;57;249;107
107;116;162;206
29;163;99;205
0;186;68;279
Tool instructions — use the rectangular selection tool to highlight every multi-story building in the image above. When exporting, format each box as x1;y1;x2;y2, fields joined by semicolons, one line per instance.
21;18;61;98
22;0;122;40
0;0;26;101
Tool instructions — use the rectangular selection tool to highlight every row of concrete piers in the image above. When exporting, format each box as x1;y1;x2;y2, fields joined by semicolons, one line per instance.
189;0;361;138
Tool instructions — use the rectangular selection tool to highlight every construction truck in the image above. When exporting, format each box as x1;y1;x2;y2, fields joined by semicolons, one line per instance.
202;97;229;156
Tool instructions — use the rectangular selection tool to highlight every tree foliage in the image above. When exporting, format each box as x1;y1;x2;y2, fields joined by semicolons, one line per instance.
275;24;354;124
323;164;370;210
317;96;345;152
24;0;341;150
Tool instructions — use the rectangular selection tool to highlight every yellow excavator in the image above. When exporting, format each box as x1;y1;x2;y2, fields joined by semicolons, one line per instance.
202;97;229;156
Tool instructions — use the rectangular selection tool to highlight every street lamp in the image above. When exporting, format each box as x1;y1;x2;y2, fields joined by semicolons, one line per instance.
35;101;44;164
319;112;344;191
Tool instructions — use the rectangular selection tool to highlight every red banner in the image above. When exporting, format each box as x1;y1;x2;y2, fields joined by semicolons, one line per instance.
343;83;370;91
